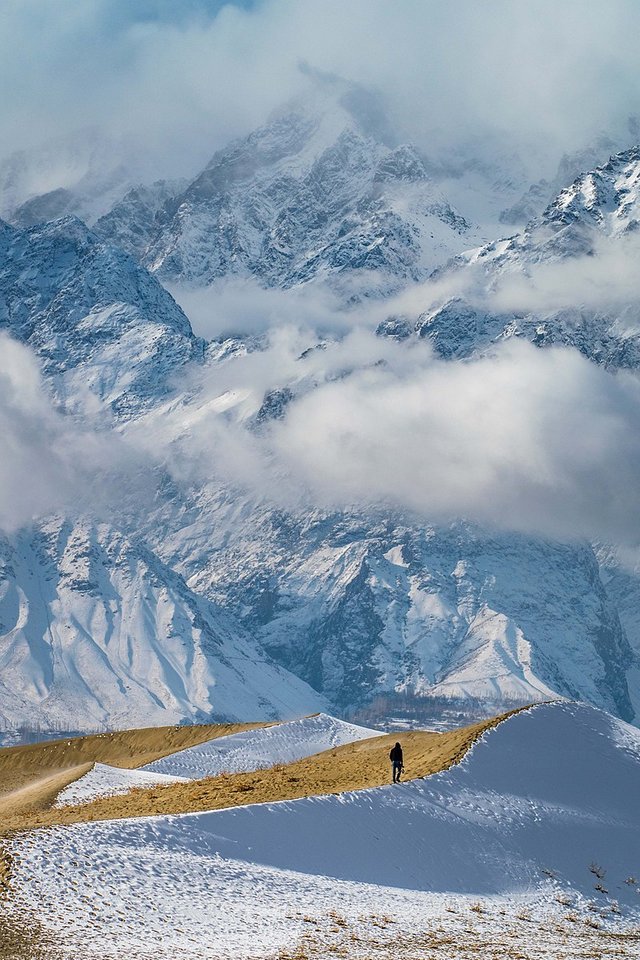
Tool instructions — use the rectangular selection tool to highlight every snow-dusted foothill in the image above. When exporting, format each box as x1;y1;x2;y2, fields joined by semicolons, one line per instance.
144;713;380;779
54;763;189;808
0;519;328;732
9;703;640;958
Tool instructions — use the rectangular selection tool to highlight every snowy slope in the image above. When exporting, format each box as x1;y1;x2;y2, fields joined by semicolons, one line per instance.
145;713;379;778
54;763;189;807
53;713;379;804
9;703;640;958
0;518;327;732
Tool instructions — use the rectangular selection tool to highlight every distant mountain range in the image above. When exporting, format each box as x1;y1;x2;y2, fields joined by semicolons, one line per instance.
1;78;640;734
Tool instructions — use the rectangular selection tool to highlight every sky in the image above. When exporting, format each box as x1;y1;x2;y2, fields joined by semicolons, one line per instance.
2;0;640;182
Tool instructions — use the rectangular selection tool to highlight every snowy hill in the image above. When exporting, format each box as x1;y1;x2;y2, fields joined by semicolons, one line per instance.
53;713;379;805
9;703;640;957
145;713;379;778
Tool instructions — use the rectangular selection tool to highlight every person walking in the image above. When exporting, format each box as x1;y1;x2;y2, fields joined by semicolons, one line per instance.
389;741;403;783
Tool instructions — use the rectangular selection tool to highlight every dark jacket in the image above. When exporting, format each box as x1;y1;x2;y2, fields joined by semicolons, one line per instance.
389;744;403;764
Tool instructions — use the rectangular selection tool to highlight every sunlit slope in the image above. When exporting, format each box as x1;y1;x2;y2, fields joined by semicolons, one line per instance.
0;720;272;823
0;709;525;833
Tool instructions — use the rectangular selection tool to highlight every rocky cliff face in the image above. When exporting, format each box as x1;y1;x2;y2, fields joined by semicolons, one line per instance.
96;85;482;297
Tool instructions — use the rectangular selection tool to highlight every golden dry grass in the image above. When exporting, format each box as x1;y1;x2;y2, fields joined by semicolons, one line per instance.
0;910;61;960
0;720;273;827
0;707;526;835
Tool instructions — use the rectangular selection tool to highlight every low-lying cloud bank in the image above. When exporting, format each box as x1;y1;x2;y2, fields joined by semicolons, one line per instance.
270;339;640;543
137;331;640;546
382;233;640;324
3;326;640;547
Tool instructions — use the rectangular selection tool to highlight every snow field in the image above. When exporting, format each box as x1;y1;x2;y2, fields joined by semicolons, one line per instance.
54;763;190;807
9;702;640;958
143;713;380;778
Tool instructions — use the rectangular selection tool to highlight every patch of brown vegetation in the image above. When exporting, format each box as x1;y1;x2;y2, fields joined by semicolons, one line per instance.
1;707;526;835
275;910;640;960
0;719;274;828
0;908;61;960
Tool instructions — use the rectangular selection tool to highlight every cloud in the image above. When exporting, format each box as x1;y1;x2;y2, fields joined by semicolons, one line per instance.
489;234;640;317
6;320;640;548
0;333;150;532
267;339;640;544
362;230;640;333
125;327;640;547
168;277;358;340
2;0;640;185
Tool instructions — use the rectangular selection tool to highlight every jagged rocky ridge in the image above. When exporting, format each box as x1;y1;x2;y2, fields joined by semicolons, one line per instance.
410;146;640;366
95;81;482;295
2;114;640;730
0;216;201;416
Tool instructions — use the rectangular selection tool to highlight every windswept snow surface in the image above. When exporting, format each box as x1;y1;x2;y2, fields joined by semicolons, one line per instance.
144;713;380;779
54;763;189;808
9;703;640;958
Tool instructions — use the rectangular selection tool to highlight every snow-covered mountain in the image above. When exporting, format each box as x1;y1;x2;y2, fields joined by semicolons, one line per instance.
415;146;640;365
0;215;200;415
3;101;640;734
141;470;634;722
499;117;640;225
0;517;326;733
95;78;483;296
0;129;146;228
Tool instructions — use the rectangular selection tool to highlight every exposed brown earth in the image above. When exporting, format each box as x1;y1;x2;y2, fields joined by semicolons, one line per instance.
0;909;61;960
0;708;527;835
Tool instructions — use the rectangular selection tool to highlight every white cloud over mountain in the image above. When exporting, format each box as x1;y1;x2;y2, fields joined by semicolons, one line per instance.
3;0;640;181
0;333;148;531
